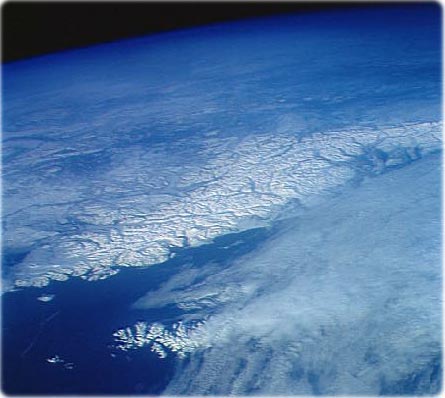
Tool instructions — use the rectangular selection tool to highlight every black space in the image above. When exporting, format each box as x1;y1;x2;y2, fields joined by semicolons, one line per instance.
2;1;380;63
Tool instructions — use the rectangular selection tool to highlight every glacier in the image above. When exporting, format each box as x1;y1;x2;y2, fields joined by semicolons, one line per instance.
4;121;442;288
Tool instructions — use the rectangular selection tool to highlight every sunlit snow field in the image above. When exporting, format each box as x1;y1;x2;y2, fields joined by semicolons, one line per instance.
2;4;442;396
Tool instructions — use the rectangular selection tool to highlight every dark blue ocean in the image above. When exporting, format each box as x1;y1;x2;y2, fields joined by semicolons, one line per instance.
2;226;270;395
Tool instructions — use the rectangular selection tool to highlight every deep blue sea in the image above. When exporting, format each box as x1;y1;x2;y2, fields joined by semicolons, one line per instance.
2;226;271;395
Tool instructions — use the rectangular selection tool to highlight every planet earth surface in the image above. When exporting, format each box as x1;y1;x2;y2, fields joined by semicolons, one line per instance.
2;4;442;396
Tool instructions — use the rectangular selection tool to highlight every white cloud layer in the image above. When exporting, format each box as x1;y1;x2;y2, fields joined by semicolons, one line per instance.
116;152;441;395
